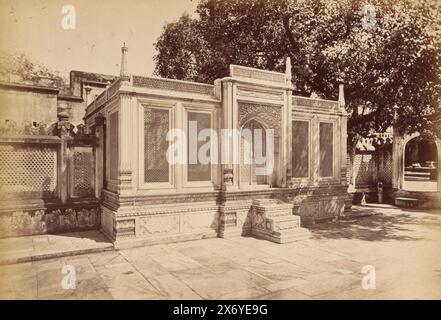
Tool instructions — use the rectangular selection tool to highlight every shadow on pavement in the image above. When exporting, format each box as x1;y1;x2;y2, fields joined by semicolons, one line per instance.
309;210;427;241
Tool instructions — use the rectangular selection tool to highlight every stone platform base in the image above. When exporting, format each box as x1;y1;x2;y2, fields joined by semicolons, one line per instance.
292;195;346;226
98;186;349;248
251;226;311;244
113;229;218;250
100;199;220;248
0;230;113;265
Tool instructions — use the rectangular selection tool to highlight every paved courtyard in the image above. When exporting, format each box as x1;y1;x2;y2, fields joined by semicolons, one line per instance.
1;204;441;300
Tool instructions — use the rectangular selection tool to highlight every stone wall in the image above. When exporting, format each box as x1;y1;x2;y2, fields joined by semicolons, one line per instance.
0;119;101;238
0;86;58;125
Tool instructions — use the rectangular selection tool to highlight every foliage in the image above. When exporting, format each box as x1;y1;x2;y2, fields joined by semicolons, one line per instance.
0;51;67;88
154;0;441;140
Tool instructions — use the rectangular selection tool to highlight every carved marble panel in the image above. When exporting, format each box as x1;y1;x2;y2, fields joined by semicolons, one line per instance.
136;214;180;236
182;211;217;232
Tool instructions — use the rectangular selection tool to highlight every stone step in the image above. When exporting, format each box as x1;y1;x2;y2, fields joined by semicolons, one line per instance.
404;176;430;181
252;199;294;218
404;171;431;177
253;227;310;244
250;199;308;243
253;204;294;212
266;215;301;232
256;209;294;217
395;197;419;208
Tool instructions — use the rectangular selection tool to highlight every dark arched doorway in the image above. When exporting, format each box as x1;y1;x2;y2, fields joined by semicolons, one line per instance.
403;136;438;192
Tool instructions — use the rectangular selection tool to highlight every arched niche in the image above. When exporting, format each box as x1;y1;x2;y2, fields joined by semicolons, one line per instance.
393;130;440;192
238;117;275;188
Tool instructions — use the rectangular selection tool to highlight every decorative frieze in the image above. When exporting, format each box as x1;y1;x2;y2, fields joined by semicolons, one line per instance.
132;76;214;96
224;211;237;227
237;87;284;101
0;205;100;238
230;65;286;83
292;96;338;112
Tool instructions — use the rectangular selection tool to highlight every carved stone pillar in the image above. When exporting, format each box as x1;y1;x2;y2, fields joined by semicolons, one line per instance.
57;105;72;204
311;115;319;184
118;92;134;193
436;138;441;192
285;89;293;188
221;80;235;190
392;127;404;190
94;114;105;199
339;84;348;186
175;102;184;190
283;57;293;187
279;91;288;187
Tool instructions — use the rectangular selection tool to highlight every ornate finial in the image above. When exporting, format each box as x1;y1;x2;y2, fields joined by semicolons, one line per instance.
338;83;345;109
285;57;292;83
57;103;72;137
120;43;129;81
57;103;70;122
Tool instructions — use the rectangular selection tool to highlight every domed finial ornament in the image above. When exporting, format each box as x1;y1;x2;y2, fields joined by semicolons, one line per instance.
338;83;346;109
120;43;130;82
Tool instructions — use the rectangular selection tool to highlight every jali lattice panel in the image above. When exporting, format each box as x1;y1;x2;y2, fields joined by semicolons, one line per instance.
378;150;392;184
353;153;378;186
0;144;57;198
71;146;94;197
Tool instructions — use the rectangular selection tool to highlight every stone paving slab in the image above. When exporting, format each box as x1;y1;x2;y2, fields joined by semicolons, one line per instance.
0;205;441;299
0;230;113;265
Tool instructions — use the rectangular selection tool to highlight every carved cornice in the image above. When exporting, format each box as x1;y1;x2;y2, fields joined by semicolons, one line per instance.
132;76;214;96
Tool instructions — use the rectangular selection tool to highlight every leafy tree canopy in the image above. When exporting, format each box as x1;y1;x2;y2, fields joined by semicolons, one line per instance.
154;0;441;141
0;51;67;88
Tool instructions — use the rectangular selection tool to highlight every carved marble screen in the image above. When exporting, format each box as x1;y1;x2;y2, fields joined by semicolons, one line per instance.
292;120;309;178
0;145;57;199
319;122;334;177
187;112;211;182
109;111;119;180
240;119;267;185
144;108;170;183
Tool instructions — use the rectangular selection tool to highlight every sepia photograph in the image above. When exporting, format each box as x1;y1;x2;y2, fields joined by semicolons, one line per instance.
0;0;440;307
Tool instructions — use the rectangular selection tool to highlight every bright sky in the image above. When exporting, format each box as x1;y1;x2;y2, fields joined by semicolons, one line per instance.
0;0;198;78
